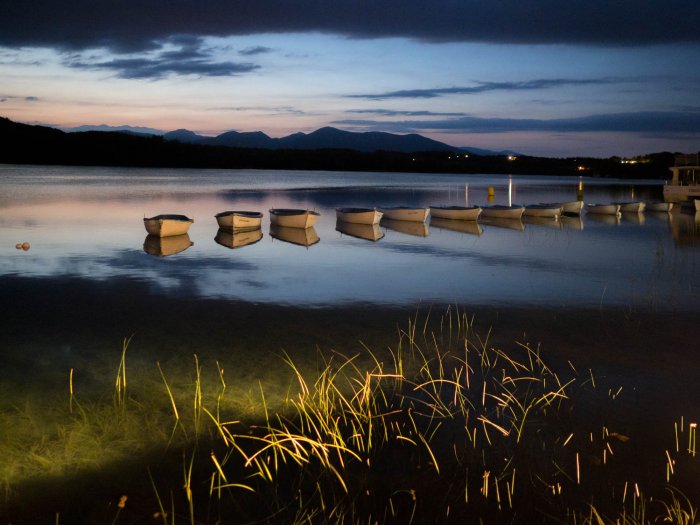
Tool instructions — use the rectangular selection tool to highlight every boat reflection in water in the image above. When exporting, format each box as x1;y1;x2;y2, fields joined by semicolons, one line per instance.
381;218;429;237
481;217;525;232
522;215;561;229
215;228;263;249
335;220;384;242
670;211;700;247
429;217;483;236
621;212;645;225
270;224;320;247
143;234;193;257
586;213;621;226
560;215;584;231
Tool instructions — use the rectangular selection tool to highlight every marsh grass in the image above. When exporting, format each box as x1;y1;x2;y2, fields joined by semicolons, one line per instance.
0;308;697;523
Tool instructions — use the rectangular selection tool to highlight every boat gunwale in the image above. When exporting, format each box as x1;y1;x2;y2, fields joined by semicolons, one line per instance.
215;210;263;219
269;208;320;216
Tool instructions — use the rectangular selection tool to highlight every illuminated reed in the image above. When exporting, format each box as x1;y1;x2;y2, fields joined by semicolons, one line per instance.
0;309;697;523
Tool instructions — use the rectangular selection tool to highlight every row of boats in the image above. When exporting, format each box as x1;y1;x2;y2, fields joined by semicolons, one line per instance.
144;199;686;238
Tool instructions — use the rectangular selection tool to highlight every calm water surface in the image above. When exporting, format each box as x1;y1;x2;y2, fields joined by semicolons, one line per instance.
2;164;697;310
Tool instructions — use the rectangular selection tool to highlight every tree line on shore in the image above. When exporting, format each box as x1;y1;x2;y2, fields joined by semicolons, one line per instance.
0;116;676;178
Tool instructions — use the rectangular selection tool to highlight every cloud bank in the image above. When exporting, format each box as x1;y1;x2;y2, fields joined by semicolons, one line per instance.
349;78;622;100
63;36;259;79
1;0;699;52
334;111;700;134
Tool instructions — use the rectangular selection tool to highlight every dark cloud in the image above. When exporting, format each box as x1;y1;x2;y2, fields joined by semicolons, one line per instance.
347;109;467;117
349;78;621;100
333;111;700;134
239;46;273;56
1;1;698;52
64;37;259;79
67;56;259;79
0;94;39;102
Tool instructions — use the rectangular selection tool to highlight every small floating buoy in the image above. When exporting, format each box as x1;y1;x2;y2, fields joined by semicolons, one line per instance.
487;186;495;197
21;242;30;251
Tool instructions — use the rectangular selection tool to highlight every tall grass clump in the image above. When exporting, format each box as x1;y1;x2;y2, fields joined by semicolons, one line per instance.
145;307;698;523
1;308;697;523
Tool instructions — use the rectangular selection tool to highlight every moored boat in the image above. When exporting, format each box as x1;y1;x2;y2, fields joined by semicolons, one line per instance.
336;221;384;241
585;203;621;215
143;233;193;256
429;205;482;221
380;206;429;222
269;208;320;229
143;214;193;237
561;200;584;215
335;207;383;225
215;210;263;230
663;153;700;203
214;228;263;249
270;224;320;247
646;201;674;212
523;203;561;219
616;201;646;213
480;205;525;220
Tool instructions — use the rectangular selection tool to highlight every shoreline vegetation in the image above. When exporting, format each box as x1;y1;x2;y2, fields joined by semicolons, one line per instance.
1;308;697;523
0;116;676;178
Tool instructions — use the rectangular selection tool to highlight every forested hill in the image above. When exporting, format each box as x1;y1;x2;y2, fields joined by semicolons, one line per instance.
0;117;675;178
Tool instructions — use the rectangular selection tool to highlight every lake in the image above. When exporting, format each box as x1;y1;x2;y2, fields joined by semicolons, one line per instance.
0;164;699;521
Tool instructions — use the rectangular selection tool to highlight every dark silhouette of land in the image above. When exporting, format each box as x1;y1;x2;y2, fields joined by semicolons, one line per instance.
0;116;675;178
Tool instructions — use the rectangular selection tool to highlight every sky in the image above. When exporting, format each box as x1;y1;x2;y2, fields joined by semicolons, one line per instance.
1;0;700;157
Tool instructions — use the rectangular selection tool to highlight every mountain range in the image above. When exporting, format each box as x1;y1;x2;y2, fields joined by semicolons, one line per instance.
0;116;674;178
62;123;516;156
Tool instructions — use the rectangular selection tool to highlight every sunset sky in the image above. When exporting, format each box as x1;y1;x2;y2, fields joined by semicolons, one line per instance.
1;0;699;157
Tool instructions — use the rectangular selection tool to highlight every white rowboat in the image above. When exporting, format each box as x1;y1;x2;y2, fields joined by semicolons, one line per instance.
335;208;383;225
646;202;674;212
380;207;429;222
523;204;561;219
561;201;584;215
269;209;320;229
481;205;525;220
429;205;482;221
143;214;193;237
215;210;263;230
617;202;646;213
586;203;621;215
